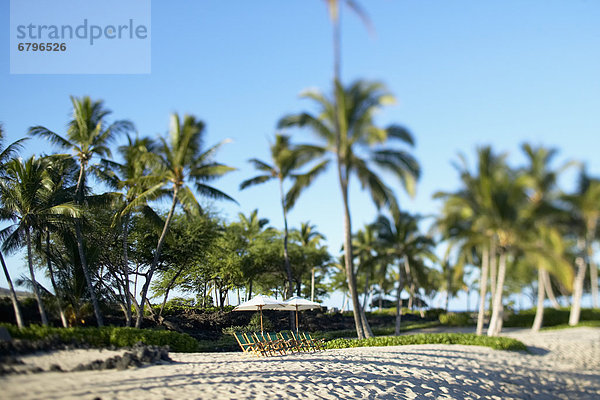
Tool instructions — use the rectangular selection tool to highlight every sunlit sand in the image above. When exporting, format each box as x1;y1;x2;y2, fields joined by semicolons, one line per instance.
2;327;599;400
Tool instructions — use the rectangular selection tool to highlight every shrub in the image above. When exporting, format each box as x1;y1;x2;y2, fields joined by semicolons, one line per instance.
247;313;272;332
439;312;471;326
325;333;527;352
1;324;199;352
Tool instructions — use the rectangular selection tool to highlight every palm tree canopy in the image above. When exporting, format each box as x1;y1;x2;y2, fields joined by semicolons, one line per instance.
240;133;329;211
278;80;420;212
0;156;80;254
0;124;28;169
29;96;133;166
149;113;237;215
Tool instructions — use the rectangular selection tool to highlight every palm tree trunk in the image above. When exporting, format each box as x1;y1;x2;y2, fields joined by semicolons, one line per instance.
158;265;185;320
339;178;366;339
395;262;403;336
74;163;103;327
122;213;132;327
279;179;296;331
279;179;294;299
136;188;178;328
587;240;598;309
26;229;48;325
541;269;560;309
0;251;24;328
489;237;497;312
445;264;452;312
362;272;370;311
404;259;415;309
569;240;587;326
532;267;546;332
476;245;489;336
46;230;67;327
487;251;507;336
310;267;315;302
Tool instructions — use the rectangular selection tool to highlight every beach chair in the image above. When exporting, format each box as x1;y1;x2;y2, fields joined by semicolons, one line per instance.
242;332;269;357
266;332;290;355
302;332;326;351
233;331;263;356
277;331;302;353
254;332;285;356
290;331;314;352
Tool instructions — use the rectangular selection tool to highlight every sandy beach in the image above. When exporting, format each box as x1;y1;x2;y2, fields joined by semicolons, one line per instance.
1;327;599;400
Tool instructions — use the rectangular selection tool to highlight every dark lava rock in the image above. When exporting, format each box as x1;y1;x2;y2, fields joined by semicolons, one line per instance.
49;364;63;372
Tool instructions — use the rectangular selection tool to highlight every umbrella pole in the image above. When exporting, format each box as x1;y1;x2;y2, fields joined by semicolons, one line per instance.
295;305;299;334
260;306;263;333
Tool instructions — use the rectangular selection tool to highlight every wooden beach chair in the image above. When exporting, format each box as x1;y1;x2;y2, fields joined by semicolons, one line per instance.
233;331;263;356
290;331;314;352
254;332;285;356
302;332;326;351
277;331;302;353
266;332;290;354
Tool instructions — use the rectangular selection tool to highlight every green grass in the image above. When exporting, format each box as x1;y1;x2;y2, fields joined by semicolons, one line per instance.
325;333;528;352
505;308;600;328
540;320;600;331
1;324;199;352
313;321;440;341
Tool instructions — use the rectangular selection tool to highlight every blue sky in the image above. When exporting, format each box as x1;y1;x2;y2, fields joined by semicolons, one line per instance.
1;0;599;310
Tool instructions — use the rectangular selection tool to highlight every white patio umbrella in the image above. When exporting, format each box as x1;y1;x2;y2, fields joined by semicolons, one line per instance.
233;295;285;332
282;296;321;333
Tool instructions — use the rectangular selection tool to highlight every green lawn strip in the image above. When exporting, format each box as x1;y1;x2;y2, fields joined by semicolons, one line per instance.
1;324;199;352
325;332;528;352
540;320;600;331
313;321;441;341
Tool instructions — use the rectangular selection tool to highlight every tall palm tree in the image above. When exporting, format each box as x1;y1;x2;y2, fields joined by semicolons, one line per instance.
98;134;159;326
293;222;326;301
279;80;420;339
0;123;27;328
563;170;600;325
519;144;574;330
0;156;79;326
375;212;435;335
134;113;236;328
240;134;328;302
322;0;372;83
435;147;511;336
36;155;79;327
29;96;133;326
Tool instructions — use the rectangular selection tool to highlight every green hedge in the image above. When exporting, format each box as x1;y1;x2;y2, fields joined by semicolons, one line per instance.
505;308;600;328
439;312;471;326
1;324;199;352
325;333;527;352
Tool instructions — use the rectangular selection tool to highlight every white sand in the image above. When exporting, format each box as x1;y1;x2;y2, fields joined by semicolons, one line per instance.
1;327;599;400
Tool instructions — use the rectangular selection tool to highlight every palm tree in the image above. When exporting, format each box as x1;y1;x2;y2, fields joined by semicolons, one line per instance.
29;96;133;326
435;147;511;336
292;222;326;301
0;123;27;328
240;134;327;302
375;212;435;335
353;224;381;312
0;156;79;326
98;134;159;326
322;0;372;83
563;170;600;325
279;80;420;339
37;155;79;327
519;144;574;331
134;113;236;328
